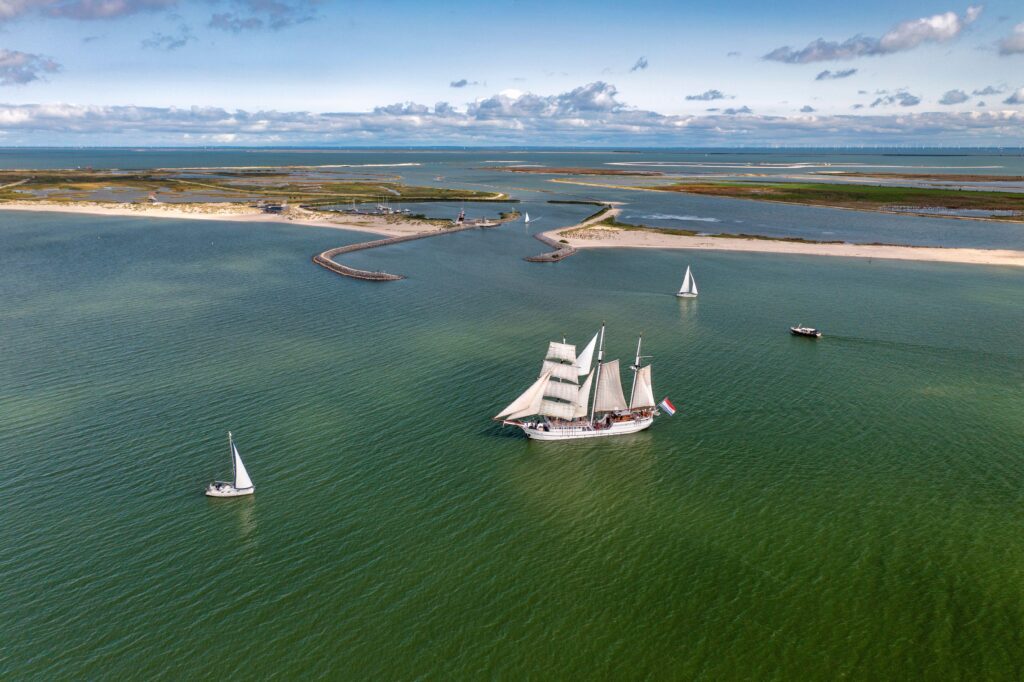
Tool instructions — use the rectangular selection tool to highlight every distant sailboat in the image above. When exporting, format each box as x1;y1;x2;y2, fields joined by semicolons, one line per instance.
205;432;254;497
676;266;698;298
524;212;532;224
494;325;660;440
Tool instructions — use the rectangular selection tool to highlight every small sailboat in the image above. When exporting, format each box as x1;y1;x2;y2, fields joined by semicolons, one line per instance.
494;325;660;440
205;432;254;497
676;266;698;298
524;211;532;224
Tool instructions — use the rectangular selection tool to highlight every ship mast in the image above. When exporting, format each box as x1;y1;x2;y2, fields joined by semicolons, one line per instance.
629;335;642;411
588;323;606;423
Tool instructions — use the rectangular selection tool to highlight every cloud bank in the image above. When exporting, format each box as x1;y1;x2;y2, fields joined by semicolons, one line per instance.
1;81;1021;146
0;49;60;85
998;22;1024;55
685;89;727;101
765;6;981;63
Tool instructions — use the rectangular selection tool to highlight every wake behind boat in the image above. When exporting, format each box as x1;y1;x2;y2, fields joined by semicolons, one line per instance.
494;325;662;440
206;431;254;497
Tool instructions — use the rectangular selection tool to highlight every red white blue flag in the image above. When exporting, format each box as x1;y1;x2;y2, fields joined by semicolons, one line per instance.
658;398;677;416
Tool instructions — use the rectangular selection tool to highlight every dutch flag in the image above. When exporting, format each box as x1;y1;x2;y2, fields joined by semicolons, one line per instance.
658;397;677;416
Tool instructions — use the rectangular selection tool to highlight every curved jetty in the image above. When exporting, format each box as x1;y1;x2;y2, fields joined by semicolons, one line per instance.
314;218;509;281
525;205;617;263
524;232;577;262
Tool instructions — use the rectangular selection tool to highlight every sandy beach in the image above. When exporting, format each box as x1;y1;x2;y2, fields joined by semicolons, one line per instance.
548;211;1024;268
0;200;441;238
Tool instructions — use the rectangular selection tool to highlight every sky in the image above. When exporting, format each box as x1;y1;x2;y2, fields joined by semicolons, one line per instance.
0;0;1022;146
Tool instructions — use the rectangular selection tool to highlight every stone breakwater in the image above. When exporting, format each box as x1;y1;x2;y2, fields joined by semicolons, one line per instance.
313;220;505;281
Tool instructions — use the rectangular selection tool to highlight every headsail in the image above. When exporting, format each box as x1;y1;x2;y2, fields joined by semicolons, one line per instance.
679;266;697;295
574;331;598;376
629;365;655;409
594;359;628;412
496;371;552;420
232;441;253;489
524;212;531;223
573;368;595;418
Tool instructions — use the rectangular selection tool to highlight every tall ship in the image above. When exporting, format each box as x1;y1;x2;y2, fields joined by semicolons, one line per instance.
494;324;659;440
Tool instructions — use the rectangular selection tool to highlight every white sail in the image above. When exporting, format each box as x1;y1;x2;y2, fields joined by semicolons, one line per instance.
573;368;595;418
524;212;531;223
629;365;655;409
545;341;576;364
539;399;576;419
232;442;253;489
594;359;628;412
574;331;598;376
496;371;551;420
679;266;697;295
544;380;578;403
540;360;579;384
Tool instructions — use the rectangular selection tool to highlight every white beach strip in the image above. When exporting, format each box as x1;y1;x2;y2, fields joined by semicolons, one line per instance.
547;222;1024;268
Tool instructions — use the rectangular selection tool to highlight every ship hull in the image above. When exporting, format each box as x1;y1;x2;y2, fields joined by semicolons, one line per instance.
518;415;654;441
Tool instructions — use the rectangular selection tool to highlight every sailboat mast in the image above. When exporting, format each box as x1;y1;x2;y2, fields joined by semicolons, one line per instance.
588;323;606;423
228;431;235;482
629;335;642;409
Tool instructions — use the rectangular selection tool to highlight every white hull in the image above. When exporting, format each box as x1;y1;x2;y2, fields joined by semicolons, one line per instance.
205;482;254;497
515;415;654;441
676;292;697;298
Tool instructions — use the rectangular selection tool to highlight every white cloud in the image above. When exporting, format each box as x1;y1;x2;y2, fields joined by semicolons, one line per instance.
765;6;982;63
0;82;1022;145
870;89;921;107
685;89;728;101
0;0;176;22
998;22;1024;55
0;48;60;85
1004;88;1024;104
938;89;969;104
972;85;1004;95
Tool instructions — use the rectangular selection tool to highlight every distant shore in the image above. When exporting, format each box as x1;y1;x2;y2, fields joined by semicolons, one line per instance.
0;200;439;238
547;211;1024;268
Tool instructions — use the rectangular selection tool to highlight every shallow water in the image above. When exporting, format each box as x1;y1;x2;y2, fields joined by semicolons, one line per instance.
2;199;1023;677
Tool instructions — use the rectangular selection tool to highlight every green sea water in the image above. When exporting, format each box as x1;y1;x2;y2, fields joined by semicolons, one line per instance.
2;209;1024;679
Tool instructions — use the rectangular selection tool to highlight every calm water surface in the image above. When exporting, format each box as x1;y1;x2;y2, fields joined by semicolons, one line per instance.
2;150;1024;678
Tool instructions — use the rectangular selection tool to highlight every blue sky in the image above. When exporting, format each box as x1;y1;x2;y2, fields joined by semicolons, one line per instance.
0;0;1022;145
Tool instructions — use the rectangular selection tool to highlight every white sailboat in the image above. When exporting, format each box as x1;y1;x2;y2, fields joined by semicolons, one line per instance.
524;212;532;224
676;266;698;298
205;432;254;497
494;325;659;440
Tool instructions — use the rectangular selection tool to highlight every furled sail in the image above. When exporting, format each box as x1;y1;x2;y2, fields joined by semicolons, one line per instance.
539;399;576;420
540;360;579;384
573;368;595;418
574;331;598;376
594;359;628;412
544;380;578;403
546;341;576;364
629;364;655;409
496;371;552;420
232;442;253;489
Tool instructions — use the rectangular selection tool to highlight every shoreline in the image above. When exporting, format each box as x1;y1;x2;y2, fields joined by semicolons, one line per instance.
0;200;442;238
548;178;1024;224
546;219;1024;268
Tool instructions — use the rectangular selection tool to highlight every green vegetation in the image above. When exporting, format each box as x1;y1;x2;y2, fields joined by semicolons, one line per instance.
581;205;615;223
648;181;1024;221
0;168;505;205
